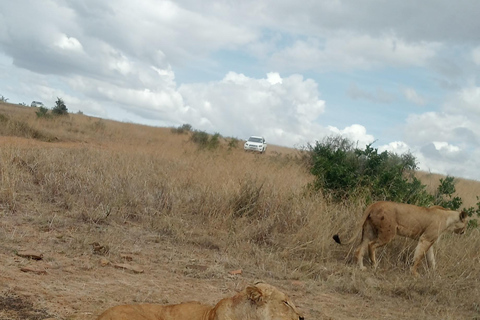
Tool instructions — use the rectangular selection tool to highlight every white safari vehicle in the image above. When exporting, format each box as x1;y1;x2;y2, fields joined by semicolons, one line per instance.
244;136;267;153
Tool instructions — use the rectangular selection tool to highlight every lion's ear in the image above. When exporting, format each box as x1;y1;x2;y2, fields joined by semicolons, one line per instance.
460;211;468;221
246;285;265;305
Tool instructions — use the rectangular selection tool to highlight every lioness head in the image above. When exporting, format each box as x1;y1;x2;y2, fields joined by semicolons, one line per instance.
453;211;468;234
246;282;304;320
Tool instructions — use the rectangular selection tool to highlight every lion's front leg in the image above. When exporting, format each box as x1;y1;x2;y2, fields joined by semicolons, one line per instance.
411;237;434;276
426;246;436;270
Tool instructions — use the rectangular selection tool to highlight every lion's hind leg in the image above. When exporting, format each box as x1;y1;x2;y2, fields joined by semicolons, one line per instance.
367;239;388;269
355;222;377;271
354;238;369;271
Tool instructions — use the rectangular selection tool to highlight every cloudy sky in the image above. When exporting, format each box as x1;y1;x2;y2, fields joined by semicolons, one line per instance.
1;1;480;180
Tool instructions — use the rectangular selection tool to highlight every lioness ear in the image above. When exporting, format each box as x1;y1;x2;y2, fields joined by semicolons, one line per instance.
246;285;264;305
460;211;468;221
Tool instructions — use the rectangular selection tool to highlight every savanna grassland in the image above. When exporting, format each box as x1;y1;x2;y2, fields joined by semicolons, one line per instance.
0;102;479;320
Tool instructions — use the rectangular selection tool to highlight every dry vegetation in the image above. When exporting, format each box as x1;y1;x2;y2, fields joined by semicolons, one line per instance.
0;102;479;320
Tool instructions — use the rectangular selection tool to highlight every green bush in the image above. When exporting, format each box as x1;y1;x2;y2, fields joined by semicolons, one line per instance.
36;106;50;118
307;135;432;205
171;123;192;134
227;137;240;149
190;130;221;150
52;97;68;115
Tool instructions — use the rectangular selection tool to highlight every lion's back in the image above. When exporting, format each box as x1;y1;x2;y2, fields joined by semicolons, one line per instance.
96;302;212;320
367;201;441;238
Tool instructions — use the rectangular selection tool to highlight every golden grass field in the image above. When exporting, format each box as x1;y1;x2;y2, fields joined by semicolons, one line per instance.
0;102;479;319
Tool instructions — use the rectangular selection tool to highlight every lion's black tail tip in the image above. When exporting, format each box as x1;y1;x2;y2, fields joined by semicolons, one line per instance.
333;234;341;244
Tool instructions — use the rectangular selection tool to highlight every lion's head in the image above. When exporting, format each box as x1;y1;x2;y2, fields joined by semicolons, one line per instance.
246;282;304;320
452;210;468;234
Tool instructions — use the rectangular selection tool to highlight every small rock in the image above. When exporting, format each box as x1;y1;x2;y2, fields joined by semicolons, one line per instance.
20;266;47;275
229;269;242;275
16;250;43;260
113;263;144;274
100;258;110;266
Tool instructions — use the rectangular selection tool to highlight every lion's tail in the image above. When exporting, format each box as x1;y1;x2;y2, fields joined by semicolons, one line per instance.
332;231;359;245
332;203;373;245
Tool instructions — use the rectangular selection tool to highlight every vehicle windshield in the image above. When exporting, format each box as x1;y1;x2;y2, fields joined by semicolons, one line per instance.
248;137;263;143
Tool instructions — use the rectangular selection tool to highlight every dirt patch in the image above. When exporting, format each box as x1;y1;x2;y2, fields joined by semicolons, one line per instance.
0;292;55;320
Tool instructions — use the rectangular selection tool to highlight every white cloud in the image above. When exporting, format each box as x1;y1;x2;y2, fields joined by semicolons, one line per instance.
179;72;327;146
403;87;426;106
433;141;460;153
55;34;84;52
327;124;375;148
379;141;411;155
266;72;282;85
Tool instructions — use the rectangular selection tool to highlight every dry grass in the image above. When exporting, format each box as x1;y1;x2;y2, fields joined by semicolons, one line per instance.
1;102;480;319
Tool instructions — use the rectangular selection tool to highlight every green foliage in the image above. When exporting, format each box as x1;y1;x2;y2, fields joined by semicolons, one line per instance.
433;177;480;228
307;135;432;205
171;123;193;134
0;95;8;102
36;106;50;118
209;132;220;149
190;130;209;147
190;130;221;150
227;137;240;149
433;176;463;210
52;97;68;115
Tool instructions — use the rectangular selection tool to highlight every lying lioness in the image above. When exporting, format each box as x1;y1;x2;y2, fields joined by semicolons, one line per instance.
96;281;304;320
333;201;468;276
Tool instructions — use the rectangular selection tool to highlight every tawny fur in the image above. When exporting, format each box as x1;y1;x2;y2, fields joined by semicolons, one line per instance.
96;282;304;320
333;201;467;276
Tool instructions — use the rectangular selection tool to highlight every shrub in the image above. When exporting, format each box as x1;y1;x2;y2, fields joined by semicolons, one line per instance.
36;106;50;118
52;97;68;115
307;135;432;205
227;137;240;149
208;133;221;149
190;130;221;150
171;123;193;134
190;130;209;148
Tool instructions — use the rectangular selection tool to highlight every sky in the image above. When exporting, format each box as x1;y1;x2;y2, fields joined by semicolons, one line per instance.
1;1;480;180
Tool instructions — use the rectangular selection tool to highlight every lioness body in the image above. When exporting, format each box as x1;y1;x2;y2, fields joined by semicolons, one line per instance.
96;282;304;320
96;302;211;320
333;201;467;276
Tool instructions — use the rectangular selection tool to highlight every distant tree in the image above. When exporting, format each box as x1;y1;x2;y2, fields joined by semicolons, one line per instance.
52;97;68;115
0;95;9;102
